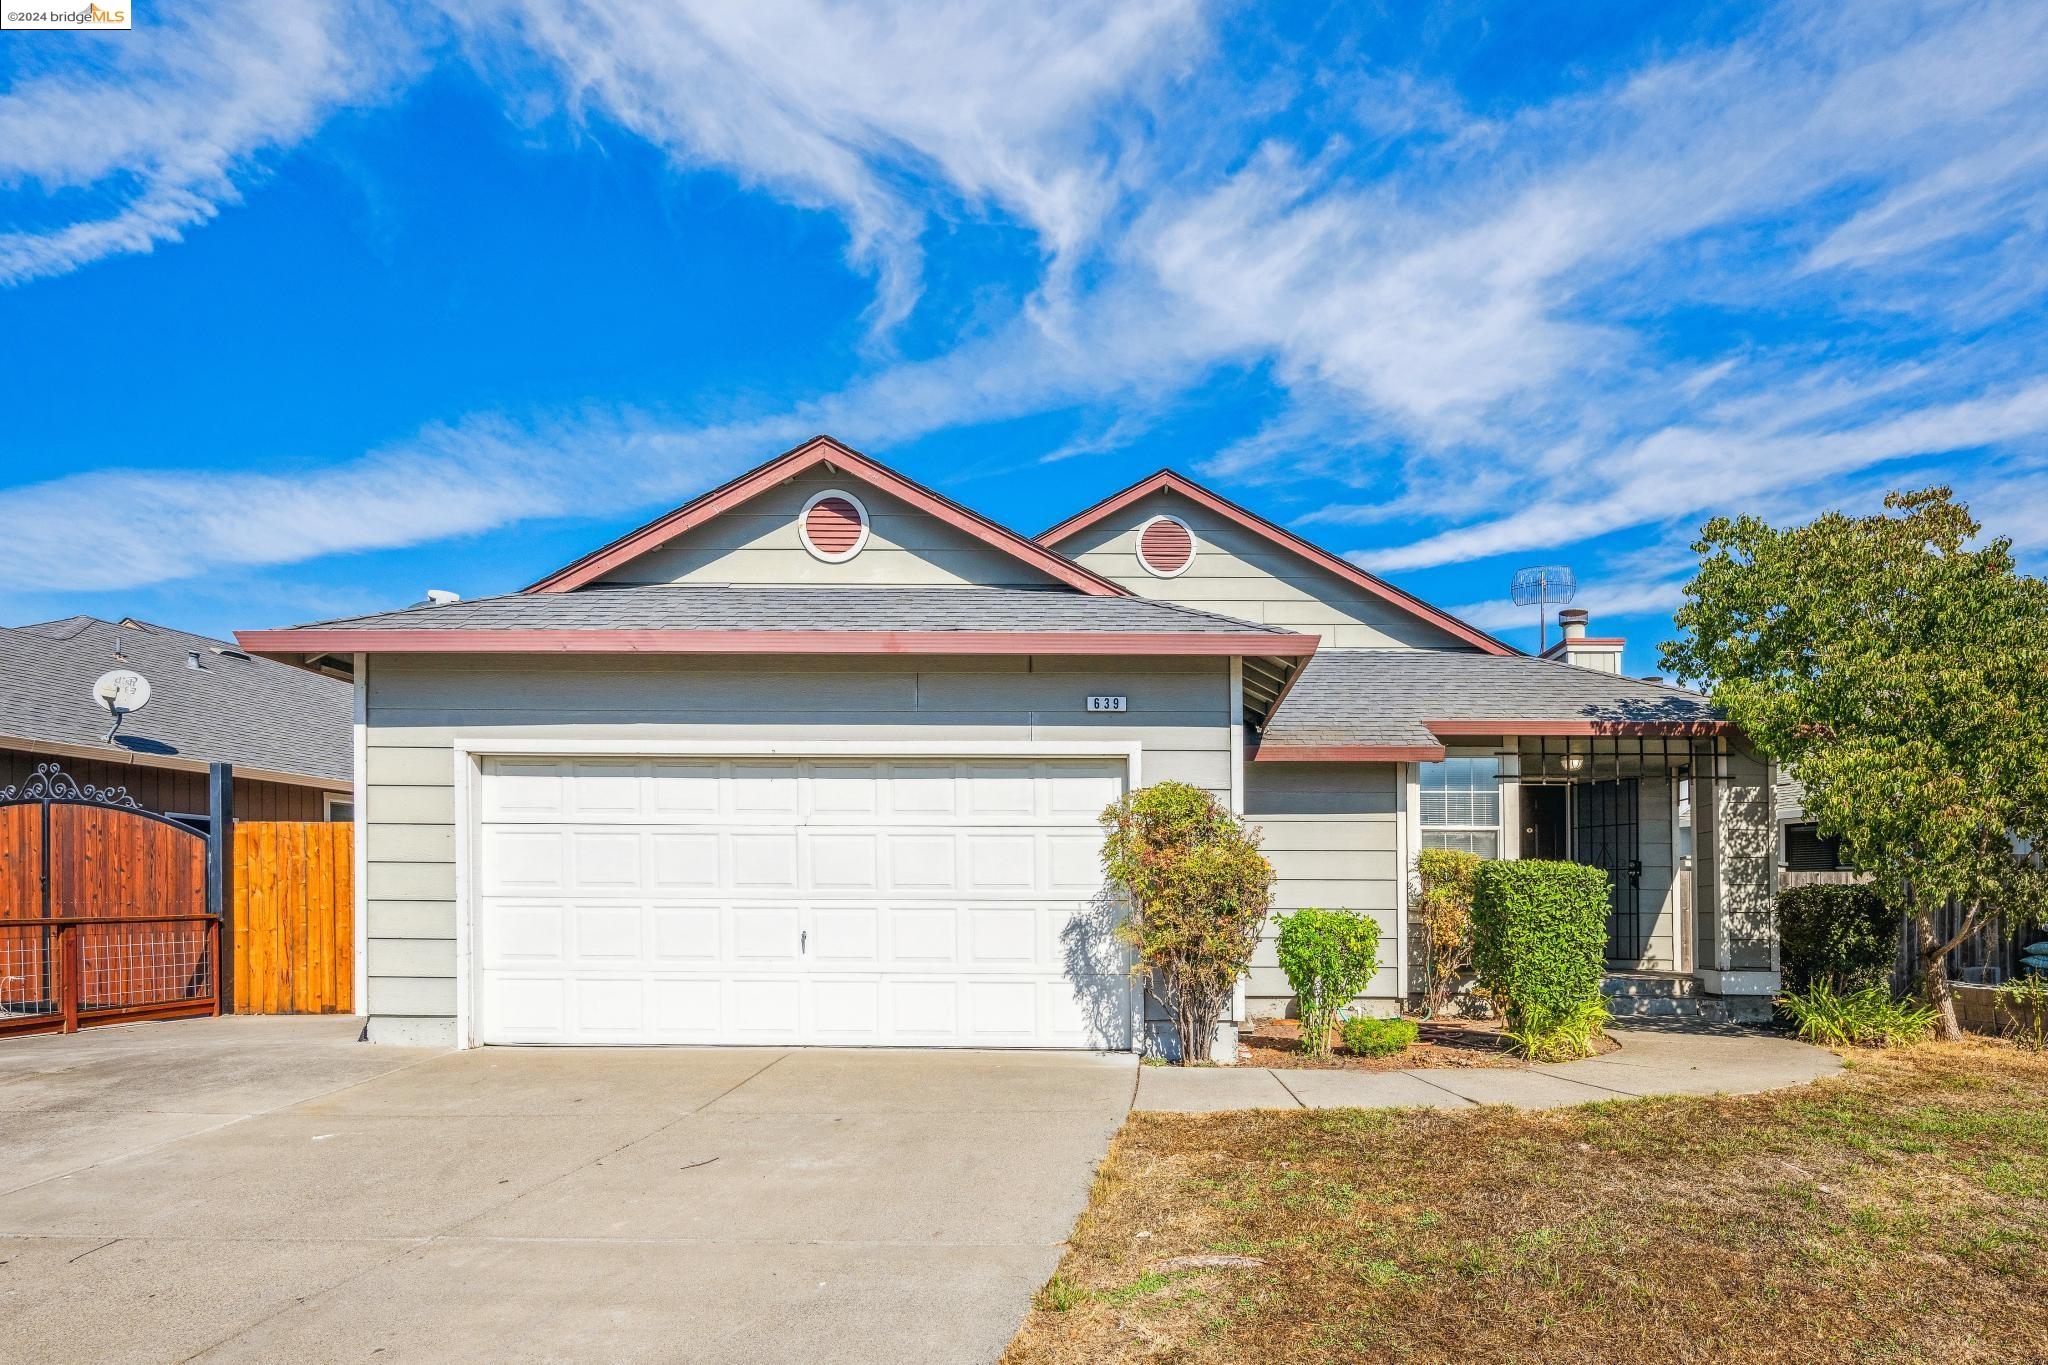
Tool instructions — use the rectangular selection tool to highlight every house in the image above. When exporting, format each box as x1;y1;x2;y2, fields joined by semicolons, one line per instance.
240;436;1779;1051
0;616;352;822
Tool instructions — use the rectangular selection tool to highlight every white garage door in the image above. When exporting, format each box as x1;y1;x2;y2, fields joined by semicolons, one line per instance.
475;757;1133;1048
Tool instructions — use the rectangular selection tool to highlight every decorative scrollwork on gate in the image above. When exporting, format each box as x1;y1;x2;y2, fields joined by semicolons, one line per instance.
0;762;142;809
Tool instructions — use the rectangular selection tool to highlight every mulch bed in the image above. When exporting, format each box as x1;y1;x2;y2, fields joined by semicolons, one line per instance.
1235;1015;1617;1070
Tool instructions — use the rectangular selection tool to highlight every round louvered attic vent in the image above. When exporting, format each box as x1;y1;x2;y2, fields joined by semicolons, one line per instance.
800;490;871;562
1137;514;1195;577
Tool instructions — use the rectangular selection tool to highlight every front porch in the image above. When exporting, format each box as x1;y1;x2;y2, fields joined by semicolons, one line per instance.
1424;730;1779;1012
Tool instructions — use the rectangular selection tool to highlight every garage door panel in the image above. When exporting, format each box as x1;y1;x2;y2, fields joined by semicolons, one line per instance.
651;906;720;962
652;978;721;1037
650;833;720;888
810;834;881;889
483;829;568;892
571;832;643;889
477;758;1131;1047
731;834;799;888
731;905;801;962
965;836;1034;889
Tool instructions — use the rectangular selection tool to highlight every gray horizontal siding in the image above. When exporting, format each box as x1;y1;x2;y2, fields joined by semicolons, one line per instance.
362;652;1231;1045
1061;488;1469;649
595;468;1062;589
1243;762;1403;1015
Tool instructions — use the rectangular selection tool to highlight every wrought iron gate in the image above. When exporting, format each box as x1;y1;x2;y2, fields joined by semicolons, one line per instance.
1574;778;1644;964
0;763;227;1037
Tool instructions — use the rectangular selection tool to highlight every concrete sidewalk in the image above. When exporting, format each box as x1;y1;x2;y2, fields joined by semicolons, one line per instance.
1133;1024;1841;1112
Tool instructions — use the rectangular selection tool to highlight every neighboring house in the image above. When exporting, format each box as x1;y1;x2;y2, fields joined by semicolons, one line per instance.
1775;773;1857;877
241;436;1779;1051
0;616;352;822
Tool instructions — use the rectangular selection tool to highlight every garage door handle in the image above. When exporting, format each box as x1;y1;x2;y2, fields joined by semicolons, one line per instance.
801;929;808;954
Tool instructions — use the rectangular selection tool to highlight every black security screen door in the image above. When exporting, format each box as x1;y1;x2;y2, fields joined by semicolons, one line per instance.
1574;779;1643;964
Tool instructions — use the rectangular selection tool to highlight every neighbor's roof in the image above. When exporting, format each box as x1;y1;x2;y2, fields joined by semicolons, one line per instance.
0;616;351;785
238;585;1318;657
1255;650;1728;761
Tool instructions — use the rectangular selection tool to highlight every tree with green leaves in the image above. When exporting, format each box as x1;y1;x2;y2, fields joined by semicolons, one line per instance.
1661;488;2048;1039
1100;781;1272;1064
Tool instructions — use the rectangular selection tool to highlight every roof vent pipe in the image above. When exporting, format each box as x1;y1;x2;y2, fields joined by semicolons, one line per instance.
186;650;203;670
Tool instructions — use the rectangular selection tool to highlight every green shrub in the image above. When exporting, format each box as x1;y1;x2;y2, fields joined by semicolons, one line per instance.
1340;1015;1418;1058
1779;983;1938;1048
1778;883;1897;994
1470;860;1611;1059
1101;781;1273;1065
1415;848;1484;1017
1277;908;1382;1059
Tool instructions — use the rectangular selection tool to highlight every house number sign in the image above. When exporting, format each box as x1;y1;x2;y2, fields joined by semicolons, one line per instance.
1086;695;1127;712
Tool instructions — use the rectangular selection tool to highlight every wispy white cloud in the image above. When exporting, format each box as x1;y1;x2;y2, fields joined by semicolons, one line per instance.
0;0;412;284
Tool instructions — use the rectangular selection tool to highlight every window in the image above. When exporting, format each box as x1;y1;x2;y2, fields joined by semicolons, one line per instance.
324;792;354;823
1420;756;1500;858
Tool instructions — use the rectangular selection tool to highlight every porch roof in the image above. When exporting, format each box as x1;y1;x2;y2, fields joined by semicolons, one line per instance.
1253;649;1729;762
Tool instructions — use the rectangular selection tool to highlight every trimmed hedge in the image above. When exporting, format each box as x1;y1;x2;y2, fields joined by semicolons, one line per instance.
1778;883;1896;995
1276;908;1381;1059
1340;1015;1418;1058
1471;860;1610;1058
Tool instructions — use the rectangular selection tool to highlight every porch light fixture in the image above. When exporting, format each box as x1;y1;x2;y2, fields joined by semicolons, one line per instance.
1561;752;1588;774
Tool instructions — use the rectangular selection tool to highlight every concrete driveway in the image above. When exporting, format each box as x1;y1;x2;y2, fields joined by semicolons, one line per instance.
0;1017;1136;1364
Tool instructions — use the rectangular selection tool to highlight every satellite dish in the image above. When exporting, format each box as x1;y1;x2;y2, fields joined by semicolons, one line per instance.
1510;566;1577;652
93;668;151;742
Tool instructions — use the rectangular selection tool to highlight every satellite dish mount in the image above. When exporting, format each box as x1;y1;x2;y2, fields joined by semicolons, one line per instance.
1510;566;1578;653
92;669;152;743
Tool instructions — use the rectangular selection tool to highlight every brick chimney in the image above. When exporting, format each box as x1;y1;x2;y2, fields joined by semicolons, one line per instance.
1543;608;1624;673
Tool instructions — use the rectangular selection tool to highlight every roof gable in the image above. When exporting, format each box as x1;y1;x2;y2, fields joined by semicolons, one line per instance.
528;435;1126;596
1040;471;1515;654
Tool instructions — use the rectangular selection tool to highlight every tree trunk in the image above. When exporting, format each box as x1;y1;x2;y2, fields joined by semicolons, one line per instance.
1916;907;1963;1042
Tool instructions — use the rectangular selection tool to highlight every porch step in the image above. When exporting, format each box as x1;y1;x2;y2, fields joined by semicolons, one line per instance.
1601;973;1733;1022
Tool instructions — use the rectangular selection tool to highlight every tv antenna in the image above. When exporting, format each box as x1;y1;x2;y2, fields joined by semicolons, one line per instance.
93;669;152;743
1511;566;1576;653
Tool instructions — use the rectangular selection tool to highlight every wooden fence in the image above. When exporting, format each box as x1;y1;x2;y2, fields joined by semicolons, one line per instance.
232;821;353;1014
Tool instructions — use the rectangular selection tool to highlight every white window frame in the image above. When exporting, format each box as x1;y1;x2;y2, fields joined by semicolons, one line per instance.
1417;751;1506;858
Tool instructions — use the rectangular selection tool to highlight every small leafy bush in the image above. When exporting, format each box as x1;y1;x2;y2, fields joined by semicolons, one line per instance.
1996;975;2048;1051
1101;781;1273;1065
1470;860;1611;1060
1779;983;1938;1048
1277;908;1382;1059
1778;883;1897;994
1415;848;1483;1017
1340;1015;1418;1058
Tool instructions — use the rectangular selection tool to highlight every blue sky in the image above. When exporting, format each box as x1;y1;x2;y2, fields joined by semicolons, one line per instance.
4;0;2046;672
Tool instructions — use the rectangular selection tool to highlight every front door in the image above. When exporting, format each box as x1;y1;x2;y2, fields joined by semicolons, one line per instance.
1520;786;1567;860
1572;778;1644;964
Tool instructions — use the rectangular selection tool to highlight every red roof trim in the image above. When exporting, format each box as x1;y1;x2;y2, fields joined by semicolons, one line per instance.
236;628;1318;659
1251;742;1447;763
1038;470;1517;655
1426;719;1730;737
526;435;1127;597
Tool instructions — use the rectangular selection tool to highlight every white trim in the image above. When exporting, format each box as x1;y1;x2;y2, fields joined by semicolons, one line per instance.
1398;761;1419;1002
447;736;1145;1051
798;488;871;563
1694;968;1780;996
351;654;368;1017
1228;657;1245;816
1135;513;1197;578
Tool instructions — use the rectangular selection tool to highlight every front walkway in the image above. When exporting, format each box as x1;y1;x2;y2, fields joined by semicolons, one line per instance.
1135;1023;1842;1112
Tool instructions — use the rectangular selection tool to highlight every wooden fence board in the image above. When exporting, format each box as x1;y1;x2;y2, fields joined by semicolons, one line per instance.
233;822;353;1014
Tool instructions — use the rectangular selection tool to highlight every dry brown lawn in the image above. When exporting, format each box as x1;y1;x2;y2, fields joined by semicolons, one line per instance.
1006;1041;2048;1364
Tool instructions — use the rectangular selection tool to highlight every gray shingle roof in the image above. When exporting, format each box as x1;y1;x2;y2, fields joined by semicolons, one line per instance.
263;586;1304;637
1261;649;1722;749
0;616;351;783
